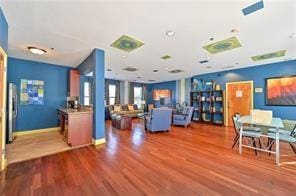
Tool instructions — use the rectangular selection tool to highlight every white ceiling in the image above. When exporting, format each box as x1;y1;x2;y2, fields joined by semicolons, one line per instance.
1;0;296;83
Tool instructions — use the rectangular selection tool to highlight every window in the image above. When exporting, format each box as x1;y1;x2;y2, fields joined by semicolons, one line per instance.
134;86;143;108
84;82;90;105
109;84;116;105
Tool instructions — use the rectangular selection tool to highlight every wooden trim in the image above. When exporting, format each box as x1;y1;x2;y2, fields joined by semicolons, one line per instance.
225;80;254;126
0;47;7;172
1;155;7;171
14;127;60;137
92;138;106;145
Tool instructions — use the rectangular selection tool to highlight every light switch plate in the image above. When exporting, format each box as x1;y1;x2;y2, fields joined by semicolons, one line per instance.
255;88;263;93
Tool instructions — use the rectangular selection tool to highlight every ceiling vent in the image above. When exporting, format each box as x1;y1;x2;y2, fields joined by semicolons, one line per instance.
148;79;156;82
223;66;234;69
122;67;138;72
199;60;209;64
161;55;171;60
168;69;184;74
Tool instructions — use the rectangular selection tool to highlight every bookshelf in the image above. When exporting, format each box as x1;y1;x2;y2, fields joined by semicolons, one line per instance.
190;90;224;126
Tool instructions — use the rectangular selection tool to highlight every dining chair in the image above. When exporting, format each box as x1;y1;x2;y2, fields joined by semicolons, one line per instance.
267;124;296;154
232;114;262;155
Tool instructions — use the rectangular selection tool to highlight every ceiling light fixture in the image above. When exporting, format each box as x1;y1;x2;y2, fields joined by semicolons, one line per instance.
230;27;240;33
289;34;296;38
166;30;175;37
209;37;214;41
153;70;159;72
121;55;127;58
207;56;212;59
28;46;47;55
107;69;112;71
205;66;212;69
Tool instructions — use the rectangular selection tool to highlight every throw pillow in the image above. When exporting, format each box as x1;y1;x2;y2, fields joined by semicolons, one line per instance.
133;104;138;110
114;105;121;112
128;105;134;111
122;105;129;111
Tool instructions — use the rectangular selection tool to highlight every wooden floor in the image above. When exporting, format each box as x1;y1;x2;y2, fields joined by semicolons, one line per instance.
6;131;71;164
1;120;296;195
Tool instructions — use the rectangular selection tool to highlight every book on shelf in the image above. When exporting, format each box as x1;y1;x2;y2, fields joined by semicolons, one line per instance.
216;97;222;101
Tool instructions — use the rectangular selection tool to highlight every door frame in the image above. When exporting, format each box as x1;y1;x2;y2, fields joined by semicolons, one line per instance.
0;47;7;171
225;80;254;126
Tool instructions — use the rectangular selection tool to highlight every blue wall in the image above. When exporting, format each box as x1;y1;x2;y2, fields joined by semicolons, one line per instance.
191;60;296;120
0;8;8;52
94;49;105;139
147;80;176;107
8;58;70;131
77;49;105;139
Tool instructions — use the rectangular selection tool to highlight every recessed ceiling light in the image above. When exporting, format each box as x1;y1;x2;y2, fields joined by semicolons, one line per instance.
121;55;127;58
153;70;159;72
166;30;175;37
28;46;46;55
289;34;296;38
205;66;212;69
207;56;212;59
209;37;214;41
107;69;112;71
230;27;240;33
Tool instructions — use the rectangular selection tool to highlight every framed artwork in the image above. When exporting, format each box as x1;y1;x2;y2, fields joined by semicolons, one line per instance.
265;75;296;106
153;89;171;100
20;79;44;105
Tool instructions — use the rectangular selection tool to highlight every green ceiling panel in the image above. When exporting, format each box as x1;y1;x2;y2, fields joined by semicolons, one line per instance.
251;50;286;61
111;35;144;52
203;37;242;54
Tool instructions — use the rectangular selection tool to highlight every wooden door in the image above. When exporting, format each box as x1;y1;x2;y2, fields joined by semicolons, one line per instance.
0;48;7;170
226;81;253;126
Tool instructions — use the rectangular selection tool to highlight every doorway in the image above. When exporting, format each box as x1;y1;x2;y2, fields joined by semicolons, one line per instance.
225;81;253;126
0;47;7;171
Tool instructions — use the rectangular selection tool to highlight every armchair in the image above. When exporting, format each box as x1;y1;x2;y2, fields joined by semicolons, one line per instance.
172;106;194;127
145;108;172;133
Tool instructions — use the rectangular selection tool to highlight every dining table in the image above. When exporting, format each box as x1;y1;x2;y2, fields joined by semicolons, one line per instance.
238;115;284;165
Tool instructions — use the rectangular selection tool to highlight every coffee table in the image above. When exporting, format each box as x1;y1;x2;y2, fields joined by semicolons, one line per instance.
112;115;132;130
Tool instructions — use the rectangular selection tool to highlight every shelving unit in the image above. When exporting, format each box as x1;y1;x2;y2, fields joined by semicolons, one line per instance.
190;90;224;126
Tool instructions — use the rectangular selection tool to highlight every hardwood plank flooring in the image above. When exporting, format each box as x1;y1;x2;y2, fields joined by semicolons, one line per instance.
6;131;71;164
1;120;296;195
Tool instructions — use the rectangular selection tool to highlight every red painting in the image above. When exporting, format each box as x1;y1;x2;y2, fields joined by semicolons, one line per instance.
153;89;171;101
266;76;296;106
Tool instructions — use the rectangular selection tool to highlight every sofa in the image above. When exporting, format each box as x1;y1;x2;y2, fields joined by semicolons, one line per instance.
106;104;144;118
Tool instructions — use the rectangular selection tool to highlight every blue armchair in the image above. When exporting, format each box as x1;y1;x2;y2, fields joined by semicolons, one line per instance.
145;108;172;133
172;106;194;127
